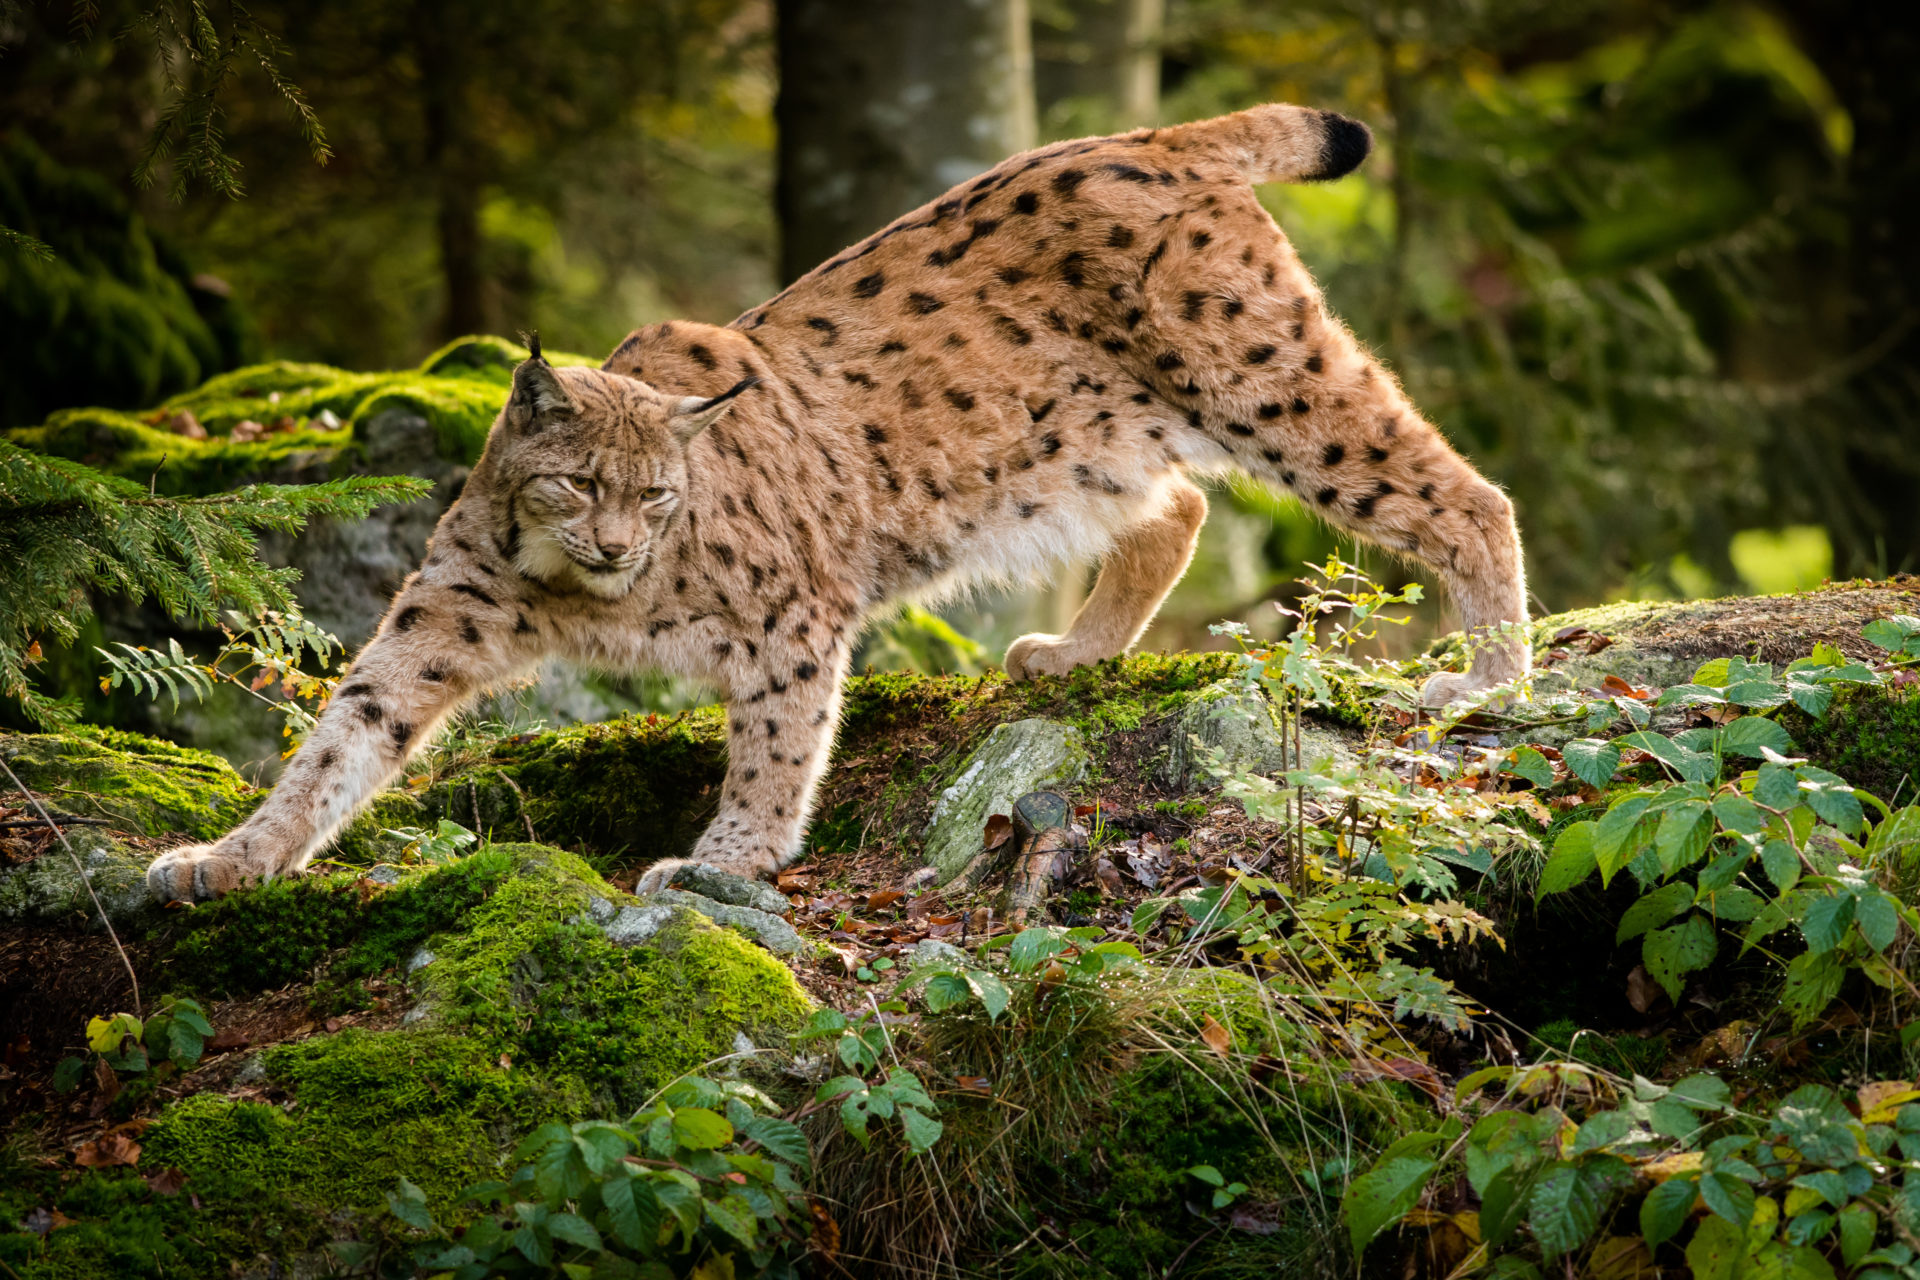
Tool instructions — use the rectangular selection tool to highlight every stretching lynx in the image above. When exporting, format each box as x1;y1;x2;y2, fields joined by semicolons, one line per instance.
147;103;1528;902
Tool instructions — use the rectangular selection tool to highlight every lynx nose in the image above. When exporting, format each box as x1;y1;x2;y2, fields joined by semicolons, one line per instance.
596;538;629;560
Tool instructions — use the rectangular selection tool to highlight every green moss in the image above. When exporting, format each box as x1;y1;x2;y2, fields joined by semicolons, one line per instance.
420;844;812;1110
1531;1017;1669;1076
328;789;431;865
992;652;1243;739
0;724;259;839
1783;681;1920;803
419;334;597;382
165;845;515;994
143;1027;587;1213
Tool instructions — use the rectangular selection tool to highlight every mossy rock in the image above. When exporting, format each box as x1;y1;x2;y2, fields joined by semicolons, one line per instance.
1782;679;1920;803
0;724;258;840
0;827;152;929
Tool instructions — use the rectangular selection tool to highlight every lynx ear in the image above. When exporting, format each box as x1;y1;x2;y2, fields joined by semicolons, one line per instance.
506;357;576;434
669;377;758;444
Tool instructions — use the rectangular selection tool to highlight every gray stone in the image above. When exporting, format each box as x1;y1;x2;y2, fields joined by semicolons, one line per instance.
364;864;403;885
659;863;792;915
1162;685;1358;790
922;719;1089;884
904;938;969;968
584;895;619;926
405;946;436;974
601;903;680;947
0;829;154;928
232;1054;268;1085
649;890;805;956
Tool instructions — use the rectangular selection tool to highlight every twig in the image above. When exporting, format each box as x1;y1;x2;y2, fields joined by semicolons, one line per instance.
493;770;539;843
0;756;142;1017
0;816;115;830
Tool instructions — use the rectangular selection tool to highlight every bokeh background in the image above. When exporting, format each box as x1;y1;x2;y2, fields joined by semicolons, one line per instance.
5;0;1917;668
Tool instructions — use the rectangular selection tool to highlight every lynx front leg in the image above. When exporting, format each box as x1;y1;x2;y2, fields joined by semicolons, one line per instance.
146;577;537;901
1006;479;1208;680
636;654;848;891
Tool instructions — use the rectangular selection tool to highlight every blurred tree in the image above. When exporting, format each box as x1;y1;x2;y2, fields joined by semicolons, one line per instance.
1034;0;1165;133
774;0;1037;283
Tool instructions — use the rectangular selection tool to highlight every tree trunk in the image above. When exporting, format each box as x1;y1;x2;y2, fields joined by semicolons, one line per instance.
413;0;487;339
1776;0;1920;573
1033;0;1163;134
774;0;1038;286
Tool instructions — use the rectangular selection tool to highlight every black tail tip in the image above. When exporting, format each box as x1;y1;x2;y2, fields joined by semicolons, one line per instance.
1310;111;1373;181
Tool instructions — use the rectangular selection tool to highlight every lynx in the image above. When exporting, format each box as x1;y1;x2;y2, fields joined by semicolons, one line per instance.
147;103;1528;902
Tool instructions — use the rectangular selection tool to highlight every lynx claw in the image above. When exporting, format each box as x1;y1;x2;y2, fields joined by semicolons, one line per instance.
634;857;699;895
145;844;249;903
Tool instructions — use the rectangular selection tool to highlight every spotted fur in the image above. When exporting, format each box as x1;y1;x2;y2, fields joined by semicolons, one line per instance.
146;103;1527;902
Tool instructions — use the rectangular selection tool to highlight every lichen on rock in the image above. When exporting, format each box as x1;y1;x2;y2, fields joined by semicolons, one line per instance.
921;718;1090;884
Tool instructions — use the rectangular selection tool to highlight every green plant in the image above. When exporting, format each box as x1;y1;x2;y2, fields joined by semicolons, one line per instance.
1186;1164;1249;1210
52;995;215;1094
97;606;345;746
380;820;481;867
1;436;427;726
371;1077;816;1278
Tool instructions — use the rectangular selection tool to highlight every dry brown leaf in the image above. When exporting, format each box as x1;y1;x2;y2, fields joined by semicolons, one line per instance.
956;1076;993;1094
1199;1016;1231;1056
1092;857;1124;897
1585;634;1615;655
74;1133;141;1168
1625;965;1665;1015
145;1166;189;1196
207;1027;250;1053
1602;674;1652;700
866;889;905;912
982;814;1014;851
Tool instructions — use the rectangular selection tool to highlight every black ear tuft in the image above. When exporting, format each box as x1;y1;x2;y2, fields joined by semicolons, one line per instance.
520;330;544;363
1310;111;1373;181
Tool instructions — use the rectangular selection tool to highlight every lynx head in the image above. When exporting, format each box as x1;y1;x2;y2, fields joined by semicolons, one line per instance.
486;350;751;598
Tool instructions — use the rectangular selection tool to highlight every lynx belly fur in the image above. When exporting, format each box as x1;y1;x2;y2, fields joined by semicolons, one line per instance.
147;104;1528;902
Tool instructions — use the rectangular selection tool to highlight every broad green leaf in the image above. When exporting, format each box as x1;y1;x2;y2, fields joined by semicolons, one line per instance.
1620;731;1716;783
1745;1242;1838;1280
1008;928;1071;972
386;1179;435;1232
1781;951;1847;1029
1343;1155;1438;1254
1762;839;1802;891
1656;800;1714;875
1527;1160;1610;1260
1791;1171;1849;1209
670;1107;734;1151
703;1193;758;1246
1693;658;1733;687
1188;1164;1224;1187
1839;1203;1876;1268
1562;739;1622;789
1595;796;1656;885
741;1117;811;1173
1617;882;1696;943
1863;616;1920;654
1713;793;1766;836
1504;746;1554;789
533;1135;590;1206
1130;898;1172;934
1641;1175;1699;1249
1478;1169;1530;1247
1801;776;1866;835
966;971;1011;1021
601;1175;660;1251
1789;681;1834;717
1857;892;1900;952
1701;886;1764;922
1723;682;1791;710
1644;913;1717;1003
1538;821;1598;896
1686;1214;1745;1280
545;1212;601;1252
1799;893;1855;955
1572;1109;1635;1154
1700;1170;1756;1226
1720;717;1789;756
86;1012;141;1055
899;1106;944;1155
1755;763;1803;810
922;972;972;1013
1669;1074;1733;1111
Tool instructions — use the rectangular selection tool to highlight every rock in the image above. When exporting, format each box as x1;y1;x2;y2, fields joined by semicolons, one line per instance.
364;864;403;885
922;719;1089;885
656;862;792;915
405;946;436;974
648;890;805;957
904;938;969;968
1160;683;1358;790
1;726;257;841
0;827;155;928
597;901;679;946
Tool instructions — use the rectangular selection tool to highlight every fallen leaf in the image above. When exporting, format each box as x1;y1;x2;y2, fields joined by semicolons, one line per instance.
1859;1081;1920;1125
1587;1234;1655;1279
983;814;1014;852
498;1053;512;1070
808;1200;840;1258
1199;1016;1230;1056
323;1017;344;1033
866;889;905;912
1585;634;1615;655
74;1133;141;1168
1093;857;1124;898
145;1167;189;1195
207;1028;250;1053
1601;674;1653;700
956;1076;993;1095
1625;965;1666;1015
1552;624;1593;644
1638;1151;1704;1183
1351;1056;1444;1102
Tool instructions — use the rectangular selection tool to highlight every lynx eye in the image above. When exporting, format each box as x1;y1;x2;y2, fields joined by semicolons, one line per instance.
565;474;596;496
640;485;666;501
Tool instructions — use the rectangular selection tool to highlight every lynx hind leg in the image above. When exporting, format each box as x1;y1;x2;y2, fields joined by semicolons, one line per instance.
1006;479;1209;680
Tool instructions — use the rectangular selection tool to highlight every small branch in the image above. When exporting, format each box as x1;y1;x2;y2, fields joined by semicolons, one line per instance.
0;756;141;1016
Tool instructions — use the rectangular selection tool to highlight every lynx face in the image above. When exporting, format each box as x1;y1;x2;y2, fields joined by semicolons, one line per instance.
488;360;747;598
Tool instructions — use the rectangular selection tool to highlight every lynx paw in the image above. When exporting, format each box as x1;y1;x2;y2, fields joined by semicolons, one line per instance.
635;857;699;894
146;843;252;903
1420;670;1519;710
637;854;772;894
1005;633;1100;680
